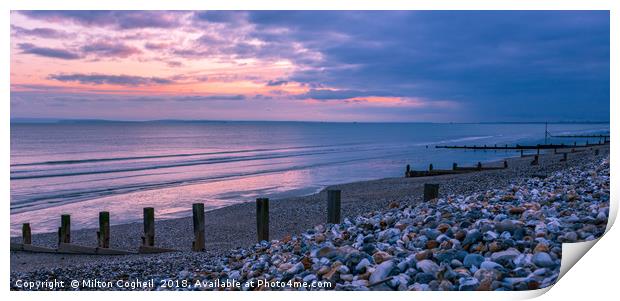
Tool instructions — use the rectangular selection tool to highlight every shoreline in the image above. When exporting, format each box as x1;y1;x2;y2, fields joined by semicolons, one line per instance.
10;145;609;275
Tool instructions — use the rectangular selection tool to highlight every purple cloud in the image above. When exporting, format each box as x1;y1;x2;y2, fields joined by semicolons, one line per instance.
18;11;183;29
81;41;141;58
48;73;174;86
297;89;395;100
266;79;288;86
11;25;74;39
17;43;80;60
144;42;169;50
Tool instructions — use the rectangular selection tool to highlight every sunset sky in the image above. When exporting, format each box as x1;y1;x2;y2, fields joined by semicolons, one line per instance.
10;11;610;122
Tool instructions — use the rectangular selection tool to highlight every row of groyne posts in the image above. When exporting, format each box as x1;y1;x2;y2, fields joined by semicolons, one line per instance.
11;186;442;255
406;137;607;177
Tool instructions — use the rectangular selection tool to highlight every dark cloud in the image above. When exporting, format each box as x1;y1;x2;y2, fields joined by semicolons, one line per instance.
193;11;247;24
48;73;174;86
144;42;169;50
175;95;246;101
241;11;609;121
18;11;183;29
11;25;74;39
17;43;80;60
266;79;288;86
81;41;141;58
296;89;395;100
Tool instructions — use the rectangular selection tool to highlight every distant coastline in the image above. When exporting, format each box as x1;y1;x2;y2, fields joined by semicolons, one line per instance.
9;118;612;125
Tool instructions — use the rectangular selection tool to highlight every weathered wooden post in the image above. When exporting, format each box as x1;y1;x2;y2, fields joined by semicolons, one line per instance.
192;203;206;251
477;162;482;170
405;164;410;177
58;214;71;244
423;184;439;201
537;145;540;155
142;207;155;247
256;198;269;242
98;211;110;248
429;163;434;171
561;153;568;162
595;149;600;156
520;149;524;157
452;163;458;170
327;189;341;224
22;223;31;245
503;160;508;168
531;155;539;165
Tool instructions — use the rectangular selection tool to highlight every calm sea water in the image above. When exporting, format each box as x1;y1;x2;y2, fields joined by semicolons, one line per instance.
10;122;609;234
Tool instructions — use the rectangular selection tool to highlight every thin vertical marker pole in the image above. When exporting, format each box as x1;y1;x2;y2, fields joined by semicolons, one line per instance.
192;203;205;251
327;189;341;224
60;214;70;244
143;207;155;247
423;184;439;201
22;223;31;245
256;198;269;242
98;211;110;248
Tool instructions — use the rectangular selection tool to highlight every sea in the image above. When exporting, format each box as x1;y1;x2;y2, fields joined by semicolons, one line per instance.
10;121;609;235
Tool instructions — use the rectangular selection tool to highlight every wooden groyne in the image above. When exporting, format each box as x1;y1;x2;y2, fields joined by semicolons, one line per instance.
435;141;607;151
405;161;508;178
10;187;370;255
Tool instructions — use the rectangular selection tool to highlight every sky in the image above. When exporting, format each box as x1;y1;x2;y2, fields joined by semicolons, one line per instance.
10;10;610;122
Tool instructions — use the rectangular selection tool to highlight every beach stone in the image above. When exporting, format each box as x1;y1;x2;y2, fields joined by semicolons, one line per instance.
369;260;395;283
463;254;484;268
459;277;480;291
439;280;455;291
416;260;440;274
415;250;433;261
355;258;371;273
414;272;435;284
454;229;467;241
303;274;317;283
462;229;482;247
488;241;504;252
491;248;521;263
534;242;549;253
373;251;392;264
564;231;578;242
509;207;526;215
532;252;555;268
596;212;608;224
483;231;498;241
480;261;503;271
286;262;304;274
437;224;451;233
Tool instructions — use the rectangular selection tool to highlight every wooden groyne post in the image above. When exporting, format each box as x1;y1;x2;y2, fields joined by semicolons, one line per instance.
429;164;434;171
98;211;110;248
452;163;458;170
192;203;205;252
423;184;439;201
256;198;269;242
531;155;539;165
142;207;155;247
327;189;342;224
22;223;31;245
595;149;600;156
58;214;71;244
405;164;410;177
